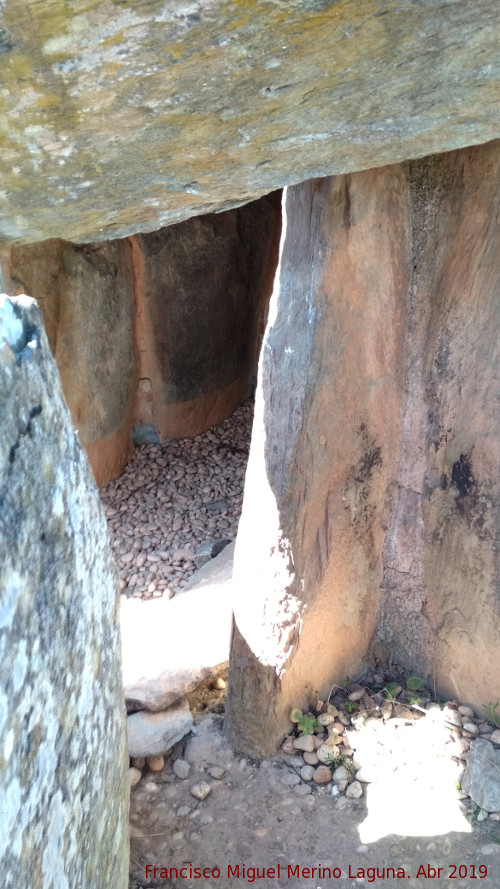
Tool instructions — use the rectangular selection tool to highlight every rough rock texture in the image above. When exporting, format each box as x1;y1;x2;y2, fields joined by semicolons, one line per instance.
462;739;500;812
0;295;128;889
226;140;500;755
130;194;281;441
181;541;235;594
375;141;500;708
227;166;407;755
1;240;136;485
0;1;499;245
126;699;193;758
1;195;279;483
121;568;233;711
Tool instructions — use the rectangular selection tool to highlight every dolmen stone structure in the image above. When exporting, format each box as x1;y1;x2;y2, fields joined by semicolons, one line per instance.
0;295;128;888
0;0;499;770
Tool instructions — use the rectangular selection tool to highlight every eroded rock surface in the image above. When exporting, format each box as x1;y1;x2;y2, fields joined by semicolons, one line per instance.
0;1;499;244
0;295;128;888
1;239;137;485
227;140;500;755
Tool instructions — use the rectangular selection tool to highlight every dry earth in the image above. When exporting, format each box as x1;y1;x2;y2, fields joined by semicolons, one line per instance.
99;403;500;889
128;696;500;889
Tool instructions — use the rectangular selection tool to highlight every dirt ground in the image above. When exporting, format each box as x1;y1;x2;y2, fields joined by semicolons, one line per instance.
129;688;500;889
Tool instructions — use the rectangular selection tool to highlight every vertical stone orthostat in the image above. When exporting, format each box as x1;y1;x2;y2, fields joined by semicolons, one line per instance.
227;142;500;755
0;295;129;889
227;169;407;755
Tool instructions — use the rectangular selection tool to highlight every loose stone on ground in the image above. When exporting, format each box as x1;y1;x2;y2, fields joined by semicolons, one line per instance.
101;402;252;599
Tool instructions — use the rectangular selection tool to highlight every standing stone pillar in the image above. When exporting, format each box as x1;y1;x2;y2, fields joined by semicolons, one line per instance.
0;295;129;888
376;142;500;706
226;141;500;757
226;169;409;755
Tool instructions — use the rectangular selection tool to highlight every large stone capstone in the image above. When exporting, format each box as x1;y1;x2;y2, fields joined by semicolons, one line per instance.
226;139;500;756
0;0;499;244
0;295;128;888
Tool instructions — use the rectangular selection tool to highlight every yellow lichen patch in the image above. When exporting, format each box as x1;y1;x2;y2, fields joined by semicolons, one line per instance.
33;93;63;110
4;53;32;81
101;30;125;47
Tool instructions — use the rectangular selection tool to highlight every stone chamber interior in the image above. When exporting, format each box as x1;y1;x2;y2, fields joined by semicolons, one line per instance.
0;190;282;599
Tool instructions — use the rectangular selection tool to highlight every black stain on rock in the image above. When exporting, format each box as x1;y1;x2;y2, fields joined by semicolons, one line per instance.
353;425;382;485
451;452;474;498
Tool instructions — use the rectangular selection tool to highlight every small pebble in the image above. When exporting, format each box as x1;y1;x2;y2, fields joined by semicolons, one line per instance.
345;780;363;799
313;765;332;784
458;705;475;717
303;751;319;766
173;758;190;780
489;729;500;744
176;805;192;817
146;754;164;772
191;782;212;800
348;688;366;702
129;767;142;788
208;766;226;779
131;757;145;769
300;765;315;782
281;737;295;755
317;744;338;765
293;734;315;753
144;781;159;793
213;677;227;690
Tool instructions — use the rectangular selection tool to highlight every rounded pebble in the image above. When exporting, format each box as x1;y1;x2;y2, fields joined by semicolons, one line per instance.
300;764;315;781
173;758;190;780
313;765;332;784
458;705;475;717
293;734;315;753
191;782;212;801
146;754;164;772
345;780;363;799
303;751;319;766
129;767;142;788
208;766;226;779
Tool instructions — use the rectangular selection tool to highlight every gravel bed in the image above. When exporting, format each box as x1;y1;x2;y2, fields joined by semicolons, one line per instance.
100;402;253;599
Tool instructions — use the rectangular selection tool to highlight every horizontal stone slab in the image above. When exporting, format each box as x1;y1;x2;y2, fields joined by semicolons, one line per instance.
121;548;234;712
0;0;499;243
126;700;193;758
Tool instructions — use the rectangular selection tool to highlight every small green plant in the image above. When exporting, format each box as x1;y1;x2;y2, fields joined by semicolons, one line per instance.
481;702;500;727
406;676;424;692
296;714;320;735
408;696;421;706
343;700;358;713
467;805;481;826
320;748;339;766
332;752;347;767
382;683;399;702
